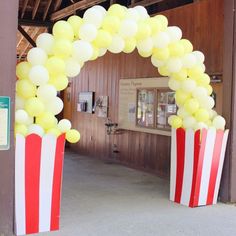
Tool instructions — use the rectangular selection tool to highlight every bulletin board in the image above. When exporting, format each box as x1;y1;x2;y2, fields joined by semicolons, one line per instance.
118;77;171;136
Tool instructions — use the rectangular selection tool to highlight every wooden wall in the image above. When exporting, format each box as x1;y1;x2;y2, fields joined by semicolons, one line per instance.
64;0;223;178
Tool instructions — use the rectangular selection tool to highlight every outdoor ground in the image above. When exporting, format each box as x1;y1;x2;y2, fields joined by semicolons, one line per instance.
38;152;236;236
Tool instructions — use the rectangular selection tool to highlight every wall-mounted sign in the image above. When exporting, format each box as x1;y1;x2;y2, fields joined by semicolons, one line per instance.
0;96;10;150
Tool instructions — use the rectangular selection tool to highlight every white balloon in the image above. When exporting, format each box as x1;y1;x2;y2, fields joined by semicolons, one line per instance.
182;53;197;68
58;119;72;133
15;109;29;124
28;124;45;136
192;87;208;100
108;35;125;53
72;40;93;62
29;65;49;86
36;33;55;55
166;26;182;42
212;115;226;130
194;122;208;131
137;37;153;52
26;116;34;125
45;96;63;115
125;8;140;21
199;96;215;110
79;23;97;42
27;47;48;66
209;109;217;119
98;48;107;57
83;8;103;28
153;32;170;48
92;5;107;17
37;84;57;101
15;94;25;110
181;79;196;93
134;6;149;19
168;79;181;91
65;58;81;77
177;107;190;118
183;116;196;129
193;51;205;64
119;19;138;38
167;58;182;73
151;56;164;67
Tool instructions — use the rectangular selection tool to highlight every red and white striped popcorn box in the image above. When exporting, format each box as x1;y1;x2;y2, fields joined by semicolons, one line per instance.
15;133;66;235
170;128;229;207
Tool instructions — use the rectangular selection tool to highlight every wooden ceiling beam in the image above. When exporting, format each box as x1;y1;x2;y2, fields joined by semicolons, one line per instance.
18;19;52;27
32;0;41;20
130;0;165;7
19;27;39;60
18;25;36;47
43;0;53;21
54;0;63;11
17;26;29;48
21;0;30;18
50;0;107;21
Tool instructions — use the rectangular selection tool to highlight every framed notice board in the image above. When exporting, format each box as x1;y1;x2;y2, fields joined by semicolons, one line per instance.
0;96;10;150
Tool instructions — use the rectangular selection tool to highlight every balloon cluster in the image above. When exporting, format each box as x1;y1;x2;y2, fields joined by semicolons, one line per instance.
15;3;226;135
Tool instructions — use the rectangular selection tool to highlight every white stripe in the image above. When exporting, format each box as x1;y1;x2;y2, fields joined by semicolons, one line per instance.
180;129;194;206
198;128;216;206
170;128;177;201
213;130;229;204
39;134;57;232
15;134;26;236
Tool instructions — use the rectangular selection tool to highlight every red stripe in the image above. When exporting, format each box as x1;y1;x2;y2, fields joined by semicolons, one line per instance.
25;134;42;234
50;134;66;231
174;128;186;203
206;130;224;205
191;129;207;207
189;130;201;207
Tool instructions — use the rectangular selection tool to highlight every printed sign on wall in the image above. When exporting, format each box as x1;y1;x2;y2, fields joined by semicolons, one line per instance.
0;96;10;150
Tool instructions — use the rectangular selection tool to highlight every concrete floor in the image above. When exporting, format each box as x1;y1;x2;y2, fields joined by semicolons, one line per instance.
38;152;236;236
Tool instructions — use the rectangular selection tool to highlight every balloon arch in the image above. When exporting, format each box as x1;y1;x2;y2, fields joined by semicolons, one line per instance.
15;3;226;142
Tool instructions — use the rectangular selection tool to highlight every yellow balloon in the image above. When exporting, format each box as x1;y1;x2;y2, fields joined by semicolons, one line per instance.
136;22;151;40
153;47;170;61
197;73;210;86
16;62;31;80
102;15;121;34
93;30;112;48
138;50;152;58
66;129;81;143
46;57;65;76
36;112;57;130
108;4;126;19
147;17;162;35
184;98;199;114
171;69;188;81
52;20;74;41
175;90;191;106
195;108;210;122
25;97;45;117
123;37;136;53
154;15;168;30
169;42;185;57
67;15;83;38
90;46;99;61
49;74;69;91
205;84;213;95
170;115;183;129
187;65;204;78
53;39;72;59
158;66;170;76
47;128;62;137
180;39;193;54
16;79;37;99
15;124;28;136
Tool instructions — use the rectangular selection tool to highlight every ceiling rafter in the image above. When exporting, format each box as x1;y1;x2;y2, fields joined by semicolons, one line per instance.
130;0;165;7
17;26;29;48
54;0;63;11
21;0;30;18
18;25;36;47
50;0;107;21
32;0;41;20
43;0;53;21
19;27;39;60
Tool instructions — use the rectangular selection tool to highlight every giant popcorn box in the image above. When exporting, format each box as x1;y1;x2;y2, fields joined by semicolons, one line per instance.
15;134;66;235
170;128;229;207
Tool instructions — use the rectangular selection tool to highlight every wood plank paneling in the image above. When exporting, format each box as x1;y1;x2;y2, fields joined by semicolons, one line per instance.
64;0;223;178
